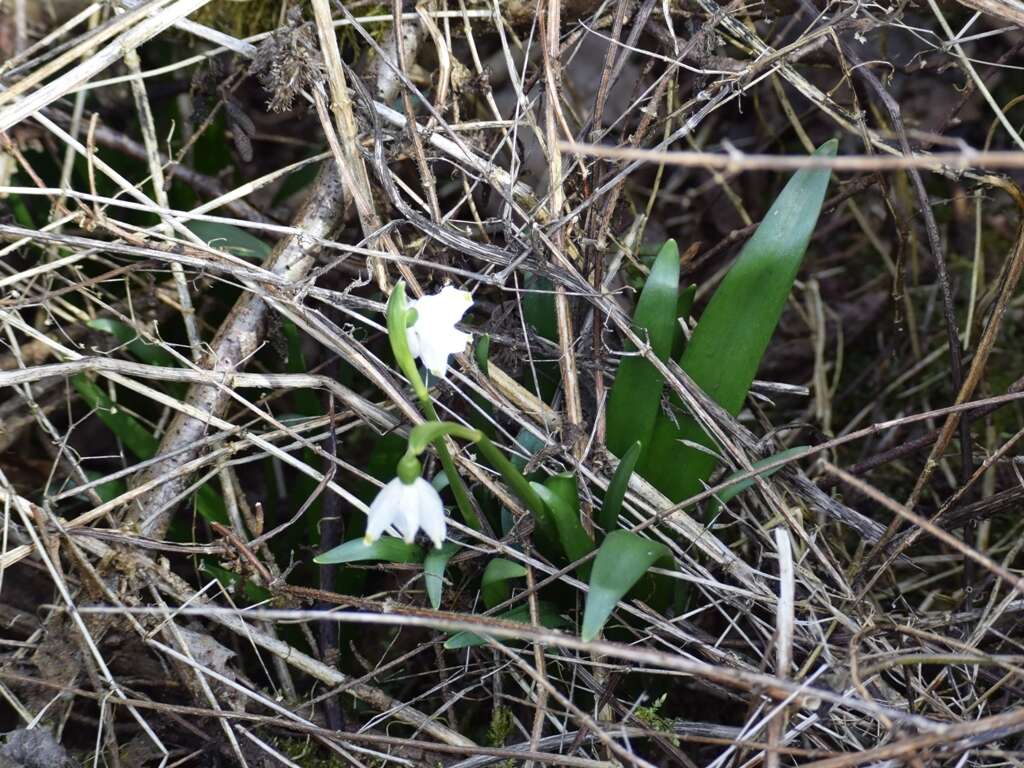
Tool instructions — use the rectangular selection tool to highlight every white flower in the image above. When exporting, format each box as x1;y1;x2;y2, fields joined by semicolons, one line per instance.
406;285;473;377
364;477;447;548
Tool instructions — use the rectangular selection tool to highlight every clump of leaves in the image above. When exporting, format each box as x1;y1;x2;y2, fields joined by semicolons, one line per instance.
487;706;515;747
252;7;323;113
635;694;680;747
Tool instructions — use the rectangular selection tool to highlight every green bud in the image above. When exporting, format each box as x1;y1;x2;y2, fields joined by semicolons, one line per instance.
397;453;422;485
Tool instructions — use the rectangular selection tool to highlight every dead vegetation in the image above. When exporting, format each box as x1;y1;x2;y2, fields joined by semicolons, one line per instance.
2;0;1024;766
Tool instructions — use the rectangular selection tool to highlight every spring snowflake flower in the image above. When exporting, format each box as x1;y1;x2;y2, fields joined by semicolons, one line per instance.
406;285;473;377
364;477;446;549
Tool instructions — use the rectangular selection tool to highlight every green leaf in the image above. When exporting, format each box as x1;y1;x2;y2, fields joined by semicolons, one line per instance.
481;558;528;609
444;602;566;649
708;446;809;513
187;220;271;261
641;139;837;502
72;374;158;459
424;542;460;610
281;320;320;416
606;239;680;460
314;536;424;565
84;470;126;504
474;333;491;374
531;475;594;575
523;276;556;341
87;319;177;368
510;427;546;472
193;485;228;524
599;441;641;534
581;530;672;641
9;193;36;228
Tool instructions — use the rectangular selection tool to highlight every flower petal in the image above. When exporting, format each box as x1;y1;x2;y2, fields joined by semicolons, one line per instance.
364;478;402;543
392;482;421;544
406;286;473;377
413;477;446;548
405;324;422;359
411;286;472;327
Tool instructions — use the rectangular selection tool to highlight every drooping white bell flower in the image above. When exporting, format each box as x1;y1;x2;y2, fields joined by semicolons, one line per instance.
406;285;473;377
364;476;447;549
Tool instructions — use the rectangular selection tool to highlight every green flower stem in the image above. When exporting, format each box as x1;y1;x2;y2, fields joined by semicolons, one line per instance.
387;283;482;532
415;390;483;532
473;434;556;541
407;422;483;456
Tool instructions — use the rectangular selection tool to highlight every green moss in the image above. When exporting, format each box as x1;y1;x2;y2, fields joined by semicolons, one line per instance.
635;694;679;747
486;706;514;747
194;0;292;37
271;736;349;767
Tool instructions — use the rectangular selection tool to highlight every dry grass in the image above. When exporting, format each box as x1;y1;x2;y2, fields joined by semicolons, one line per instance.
2;0;1024;766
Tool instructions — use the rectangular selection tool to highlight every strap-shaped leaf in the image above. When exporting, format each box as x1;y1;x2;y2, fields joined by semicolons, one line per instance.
606;239;680;459
87;319;178;368
72;374;158;459
481;558;528;609
707;446;810;515
444;602;566;649
641;140;837;501
186;220;271;261
598;440;641;534
315;536;423;565
531;475;594;575
424;542;460;609
581;530;672;641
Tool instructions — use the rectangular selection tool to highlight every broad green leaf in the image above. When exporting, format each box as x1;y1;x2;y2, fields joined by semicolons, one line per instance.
72;374;158;459
641;139;837;502
314;536;424;565
510;427;546;472
9;193;36;228
187;220;271;261
195;485;228;524
424;542;460;610
606;239;680;460
521;275;560;402
523;276;556;341
599;441;641;534
87;319;177;367
581;530;672;641
531;475;594;575
84;470;126;505
472;434;558;549
444;602;566;649
481;558;528;609
707;446;809;514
